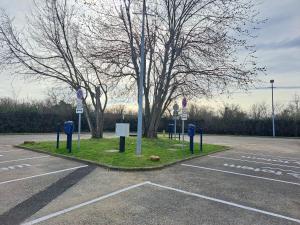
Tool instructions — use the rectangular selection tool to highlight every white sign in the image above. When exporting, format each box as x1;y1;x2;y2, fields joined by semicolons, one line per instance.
76;108;83;114
116;123;130;137
181;108;188;120
77;99;83;108
76;99;83;114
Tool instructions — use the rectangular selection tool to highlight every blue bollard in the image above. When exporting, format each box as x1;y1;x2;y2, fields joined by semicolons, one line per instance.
56;123;60;149
168;123;174;140
188;124;196;154
189;135;194;154
64;121;74;153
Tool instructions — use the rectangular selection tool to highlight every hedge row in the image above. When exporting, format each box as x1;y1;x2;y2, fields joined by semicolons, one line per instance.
0;111;299;137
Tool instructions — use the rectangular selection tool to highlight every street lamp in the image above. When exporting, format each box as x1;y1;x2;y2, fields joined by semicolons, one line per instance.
270;79;275;137
136;0;146;155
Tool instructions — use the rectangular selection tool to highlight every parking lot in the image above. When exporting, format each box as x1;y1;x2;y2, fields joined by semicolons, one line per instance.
0;134;299;225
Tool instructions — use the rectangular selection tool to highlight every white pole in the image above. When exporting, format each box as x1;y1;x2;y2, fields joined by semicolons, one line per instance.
270;80;275;137
182;119;184;142
78;113;81;149
136;0;146;155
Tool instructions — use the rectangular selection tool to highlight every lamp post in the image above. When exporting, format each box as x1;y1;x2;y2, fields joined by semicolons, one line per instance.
270;79;275;137
136;0;146;155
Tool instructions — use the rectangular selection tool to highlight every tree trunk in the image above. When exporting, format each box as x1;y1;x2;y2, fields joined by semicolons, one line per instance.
144;103;162;138
91;110;104;138
83;89;104;139
90;86;105;139
83;100;96;138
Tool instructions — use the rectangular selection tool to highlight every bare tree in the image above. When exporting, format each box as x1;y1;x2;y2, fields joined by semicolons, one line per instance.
0;0;113;138
83;0;265;138
249;102;268;119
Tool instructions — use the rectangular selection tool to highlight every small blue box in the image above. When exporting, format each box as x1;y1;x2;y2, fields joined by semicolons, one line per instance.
168;124;175;133
188;124;196;136
64;121;74;135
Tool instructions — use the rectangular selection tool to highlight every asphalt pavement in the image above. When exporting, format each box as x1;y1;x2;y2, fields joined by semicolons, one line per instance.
0;133;299;225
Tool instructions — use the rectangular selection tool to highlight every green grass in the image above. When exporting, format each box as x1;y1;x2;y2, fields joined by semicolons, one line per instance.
20;137;226;168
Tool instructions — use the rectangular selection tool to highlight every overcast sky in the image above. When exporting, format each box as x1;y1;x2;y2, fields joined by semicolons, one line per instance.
0;0;299;110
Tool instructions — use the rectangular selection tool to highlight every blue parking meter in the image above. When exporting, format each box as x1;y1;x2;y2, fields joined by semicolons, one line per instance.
64;121;74;153
168;123;174;139
188;124;196;154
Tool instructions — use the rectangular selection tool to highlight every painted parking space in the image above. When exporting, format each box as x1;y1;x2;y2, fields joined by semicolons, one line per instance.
0;164;91;217
0;156;49;165
0;148;47;162
0;134;299;225
182;152;300;184
1;163;32;172
13;151;300;225
0;149;24;153
0;156;87;185
210;151;300;168
21;182;299;225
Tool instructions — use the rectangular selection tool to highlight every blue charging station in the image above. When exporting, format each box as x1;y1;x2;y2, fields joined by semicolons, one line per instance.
64;121;74;153
188;124;195;154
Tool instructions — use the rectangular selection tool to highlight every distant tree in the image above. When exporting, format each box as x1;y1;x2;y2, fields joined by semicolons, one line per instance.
249;102;268;119
0;0;114;138
83;0;265;138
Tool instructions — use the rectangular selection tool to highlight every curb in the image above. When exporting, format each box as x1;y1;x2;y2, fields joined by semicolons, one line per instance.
14;145;230;172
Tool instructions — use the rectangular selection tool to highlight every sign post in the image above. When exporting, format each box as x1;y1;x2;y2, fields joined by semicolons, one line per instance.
173;103;179;140
76;89;84;150
181;98;187;143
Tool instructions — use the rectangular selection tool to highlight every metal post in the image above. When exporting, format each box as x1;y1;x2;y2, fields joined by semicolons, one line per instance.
56;123;60;149
182;120;184;142
119;136;125;153
190;135;194;154
95;86;101;137
67;134;72;153
136;0;146;155
78;113;81;149
200;128;203;152
270;80;275;137
69;134;72;153
174;117;177;140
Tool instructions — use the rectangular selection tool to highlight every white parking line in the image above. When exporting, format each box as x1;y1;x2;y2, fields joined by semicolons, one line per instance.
230;151;300;161
0;149;23;153
22;181;150;225
181;164;300;186
0;155;2;157
0;156;49;164
148;182;300;224
1;164;32;171
209;155;300;169
0;165;88;185
22;181;300;224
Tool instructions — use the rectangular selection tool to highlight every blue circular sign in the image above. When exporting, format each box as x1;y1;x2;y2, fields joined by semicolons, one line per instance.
76;89;84;100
